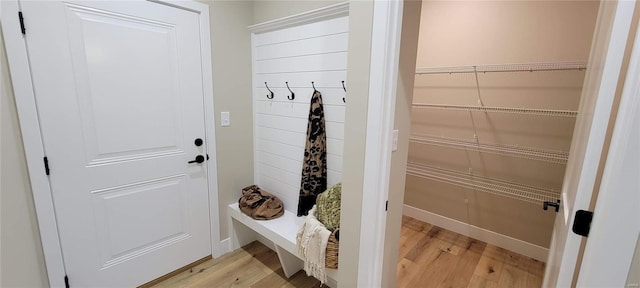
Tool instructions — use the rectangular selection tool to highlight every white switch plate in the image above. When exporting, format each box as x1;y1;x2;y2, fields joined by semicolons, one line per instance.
221;112;231;127
392;129;399;151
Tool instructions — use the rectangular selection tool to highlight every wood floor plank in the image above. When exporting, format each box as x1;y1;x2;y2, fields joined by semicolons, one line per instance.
398;226;425;259
249;268;289;287
250;245;282;274
408;249;460;287
473;249;505;282
504;249;531;270
184;253;263;287
413;238;450;266
434;226;461;244
404;226;443;262
282;270;324;288
147;243;261;288
402;216;433;233
498;264;529;288
440;239;487;288
482;244;510;262
151;216;543;288
165;244;275;287
467;274;499;288
396;258;422;288
527;271;543;288
528;258;546;278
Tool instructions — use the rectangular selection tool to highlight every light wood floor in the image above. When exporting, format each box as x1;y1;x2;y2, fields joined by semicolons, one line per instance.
147;216;544;287
398;216;544;288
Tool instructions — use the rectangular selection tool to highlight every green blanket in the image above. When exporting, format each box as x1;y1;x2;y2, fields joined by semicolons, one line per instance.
315;183;341;231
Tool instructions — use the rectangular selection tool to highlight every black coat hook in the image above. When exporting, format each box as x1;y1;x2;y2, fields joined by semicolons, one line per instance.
286;82;295;100
265;82;274;99
341;81;346;103
311;81;317;93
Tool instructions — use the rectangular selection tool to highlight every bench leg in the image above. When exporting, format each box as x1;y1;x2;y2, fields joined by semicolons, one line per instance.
230;218;257;250
274;244;303;278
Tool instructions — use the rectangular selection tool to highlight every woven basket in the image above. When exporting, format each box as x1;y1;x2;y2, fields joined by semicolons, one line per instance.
325;230;339;269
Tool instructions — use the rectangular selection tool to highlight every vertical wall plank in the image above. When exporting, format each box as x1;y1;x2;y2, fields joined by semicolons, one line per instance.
252;17;348;213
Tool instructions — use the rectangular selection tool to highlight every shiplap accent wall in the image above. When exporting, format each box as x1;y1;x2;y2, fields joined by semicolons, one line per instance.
252;16;348;213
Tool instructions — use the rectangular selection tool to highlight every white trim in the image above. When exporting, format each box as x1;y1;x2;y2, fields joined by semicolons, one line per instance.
357;1;404;287
148;0;207;13
248;2;348;34
2;1;66;286
576;16;640;285
2;1;220;286
251;33;259;185
218;237;231;256
197;0;223;259
403;205;549;262
545;1;636;286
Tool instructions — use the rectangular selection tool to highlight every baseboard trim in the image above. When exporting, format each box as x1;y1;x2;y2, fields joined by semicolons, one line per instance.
403;205;549;262
219;238;231;255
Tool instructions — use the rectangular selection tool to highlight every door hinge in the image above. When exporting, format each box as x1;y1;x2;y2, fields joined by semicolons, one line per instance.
43;157;50;175
18;12;25;34
385;200;388;211
64;275;69;288
572;210;593;237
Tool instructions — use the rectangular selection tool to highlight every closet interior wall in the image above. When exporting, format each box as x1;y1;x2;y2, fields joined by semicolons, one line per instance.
251;16;348;213
405;0;600;252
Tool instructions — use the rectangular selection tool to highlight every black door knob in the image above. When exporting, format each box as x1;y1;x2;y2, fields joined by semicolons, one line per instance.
194;138;203;146
188;155;205;164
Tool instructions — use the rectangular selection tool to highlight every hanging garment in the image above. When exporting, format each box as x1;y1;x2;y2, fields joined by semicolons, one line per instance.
297;90;328;216
296;206;331;284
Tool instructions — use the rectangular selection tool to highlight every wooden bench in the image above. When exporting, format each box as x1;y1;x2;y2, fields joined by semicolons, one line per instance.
228;203;338;287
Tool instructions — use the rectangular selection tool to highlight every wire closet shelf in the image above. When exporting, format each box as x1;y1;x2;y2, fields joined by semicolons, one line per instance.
410;134;569;164
415;61;587;75
412;62;586;117
407;61;580;205
406;162;561;205
411;103;578;117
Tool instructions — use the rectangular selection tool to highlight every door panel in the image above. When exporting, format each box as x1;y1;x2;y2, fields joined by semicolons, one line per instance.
21;1;211;286
92;175;189;267
66;4;183;161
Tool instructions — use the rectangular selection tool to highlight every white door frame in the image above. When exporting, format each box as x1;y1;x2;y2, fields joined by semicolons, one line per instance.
543;1;636;286
576;16;640;285
356;0;404;287
1;1;221;287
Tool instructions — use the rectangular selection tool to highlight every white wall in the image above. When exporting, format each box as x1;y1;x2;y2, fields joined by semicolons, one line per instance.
0;25;50;287
252;16;348;214
196;0;255;241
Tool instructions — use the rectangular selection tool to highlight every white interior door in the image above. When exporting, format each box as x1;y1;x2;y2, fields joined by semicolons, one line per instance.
21;1;212;286
576;17;640;284
543;1;636;287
